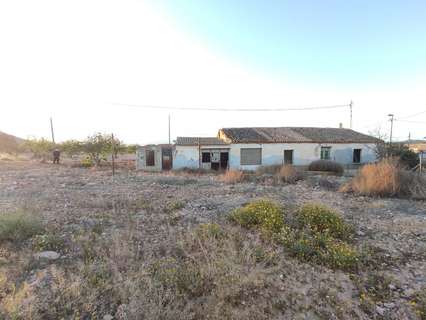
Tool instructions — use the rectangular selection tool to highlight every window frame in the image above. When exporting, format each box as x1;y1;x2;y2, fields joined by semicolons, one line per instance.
353;148;362;164
240;148;262;165
320;146;331;160
202;152;211;163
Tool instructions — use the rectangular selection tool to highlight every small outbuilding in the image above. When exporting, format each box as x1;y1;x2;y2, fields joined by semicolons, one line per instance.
174;137;230;170
136;144;173;171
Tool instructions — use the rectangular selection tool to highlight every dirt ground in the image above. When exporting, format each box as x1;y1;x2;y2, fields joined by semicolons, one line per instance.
0;161;425;319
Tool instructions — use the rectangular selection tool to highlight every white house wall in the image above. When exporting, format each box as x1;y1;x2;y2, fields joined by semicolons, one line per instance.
229;143;377;170
173;145;230;169
136;146;162;171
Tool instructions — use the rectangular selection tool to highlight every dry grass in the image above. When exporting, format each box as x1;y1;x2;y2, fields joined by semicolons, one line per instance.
219;170;246;184
308;160;344;175
0;212;44;244
275;165;300;184
340;159;426;199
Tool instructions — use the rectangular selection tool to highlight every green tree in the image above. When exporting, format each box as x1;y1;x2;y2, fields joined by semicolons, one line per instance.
82;133;121;166
60;140;83;158
23;138;55;160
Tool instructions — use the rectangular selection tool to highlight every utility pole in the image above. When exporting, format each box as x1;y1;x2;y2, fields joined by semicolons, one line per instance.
50;117;55;144
349;100;353;129
168;114;171;145
388;114;394;156
408;132;411;149
388;114;394;144
111;133;115;176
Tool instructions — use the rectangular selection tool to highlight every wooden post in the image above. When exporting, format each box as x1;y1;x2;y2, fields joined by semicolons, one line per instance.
111;133;115;176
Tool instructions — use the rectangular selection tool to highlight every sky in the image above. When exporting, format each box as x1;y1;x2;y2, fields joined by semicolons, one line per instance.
1;0;426;144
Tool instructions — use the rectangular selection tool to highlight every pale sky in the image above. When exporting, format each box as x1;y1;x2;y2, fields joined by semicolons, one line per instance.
1;0;425;144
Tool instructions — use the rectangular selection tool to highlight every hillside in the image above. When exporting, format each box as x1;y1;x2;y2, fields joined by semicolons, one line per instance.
0;130;25;153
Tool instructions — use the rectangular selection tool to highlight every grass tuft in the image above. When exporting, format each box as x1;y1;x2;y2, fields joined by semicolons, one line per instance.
340;159;426;199
219;170;246;184
0;212;44;244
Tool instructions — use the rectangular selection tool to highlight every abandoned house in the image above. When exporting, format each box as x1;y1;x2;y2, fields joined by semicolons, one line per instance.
136;127;380;171
136;144;173;171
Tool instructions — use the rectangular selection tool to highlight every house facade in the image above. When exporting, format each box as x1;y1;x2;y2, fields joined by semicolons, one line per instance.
136;144;173;171
136;127;380;171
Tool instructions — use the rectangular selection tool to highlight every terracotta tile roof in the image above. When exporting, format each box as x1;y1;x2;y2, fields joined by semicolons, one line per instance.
219;127;381;144
176;137;229;146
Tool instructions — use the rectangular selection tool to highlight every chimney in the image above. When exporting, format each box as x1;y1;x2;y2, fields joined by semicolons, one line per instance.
339;123;343;129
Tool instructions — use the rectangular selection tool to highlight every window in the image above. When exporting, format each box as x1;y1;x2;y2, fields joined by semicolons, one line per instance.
240;148;262;165
353;149;362;163
320;147;331;160
146;150;155;166
202;152;211;163
284;150;293;165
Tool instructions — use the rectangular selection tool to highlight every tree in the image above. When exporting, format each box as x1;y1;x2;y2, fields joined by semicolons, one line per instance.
368;127;388;160
60;140;83;158
82;133;121;166
23;138;55;160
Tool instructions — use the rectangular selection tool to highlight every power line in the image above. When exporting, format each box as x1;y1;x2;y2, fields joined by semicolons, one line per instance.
111;102;350;112
396;119;426;124
395;109;426;120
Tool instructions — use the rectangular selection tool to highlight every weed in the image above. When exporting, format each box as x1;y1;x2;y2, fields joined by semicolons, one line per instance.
33;233;65;252
229;199;285;234
0;212;44;244
275;165;300;184
296;203;354;240
219;170;246;184
341;159;426;199
164;200;185;214
196;223;225;240
413;288;426;320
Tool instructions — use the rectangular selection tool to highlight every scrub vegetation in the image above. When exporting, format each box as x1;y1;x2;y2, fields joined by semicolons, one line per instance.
0;161;424;319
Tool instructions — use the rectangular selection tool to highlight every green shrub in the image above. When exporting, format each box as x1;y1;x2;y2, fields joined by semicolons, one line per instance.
308;160;344;175
0;212;44;243
196;223;225;240
287;233;358;271
297;203;353;240
413;288;426;320
33;233;65;252
229;199;285;233
164;200;185;213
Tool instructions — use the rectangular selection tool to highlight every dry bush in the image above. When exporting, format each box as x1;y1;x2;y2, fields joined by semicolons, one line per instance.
255;164;281;175
341;159;426;199
3;224;283;320
276;165;300;184
308;160;344;175
219;170;245;184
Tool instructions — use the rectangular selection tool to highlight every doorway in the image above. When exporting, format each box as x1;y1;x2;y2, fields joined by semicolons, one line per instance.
284;150;293;165
161;147;173;170
220;152;229;170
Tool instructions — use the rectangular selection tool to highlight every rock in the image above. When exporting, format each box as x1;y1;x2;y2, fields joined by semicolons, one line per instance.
384;302;395;309
376;306;386;316
35;251;60;260
388;284;397;291
103;315;113;320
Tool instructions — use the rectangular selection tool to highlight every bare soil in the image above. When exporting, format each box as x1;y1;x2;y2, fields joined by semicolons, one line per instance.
0;161;425;319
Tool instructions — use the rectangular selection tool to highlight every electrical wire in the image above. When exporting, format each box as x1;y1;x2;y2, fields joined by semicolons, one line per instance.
111;102;350;112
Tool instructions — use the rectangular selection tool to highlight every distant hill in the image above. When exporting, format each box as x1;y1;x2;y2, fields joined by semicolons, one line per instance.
0;131;26;153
